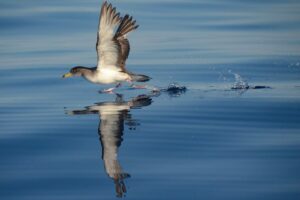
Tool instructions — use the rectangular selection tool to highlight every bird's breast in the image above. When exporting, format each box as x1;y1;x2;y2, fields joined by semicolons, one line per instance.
85;68;128;84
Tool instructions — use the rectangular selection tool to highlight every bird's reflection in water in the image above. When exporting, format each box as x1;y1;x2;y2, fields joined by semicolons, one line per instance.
67;94;152;198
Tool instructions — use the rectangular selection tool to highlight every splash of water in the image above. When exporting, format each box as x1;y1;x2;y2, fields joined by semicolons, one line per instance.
162;83;187;96
231;73;249;90
227;71;270;90
142;83;187;97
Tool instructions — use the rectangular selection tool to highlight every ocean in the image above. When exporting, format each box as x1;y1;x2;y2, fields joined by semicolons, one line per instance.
0;0;300;199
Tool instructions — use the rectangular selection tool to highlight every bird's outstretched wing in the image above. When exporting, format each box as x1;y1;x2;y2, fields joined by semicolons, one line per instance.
96;2;139;72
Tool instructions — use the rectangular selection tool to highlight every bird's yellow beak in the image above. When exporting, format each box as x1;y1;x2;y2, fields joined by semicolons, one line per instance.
62;72;73;78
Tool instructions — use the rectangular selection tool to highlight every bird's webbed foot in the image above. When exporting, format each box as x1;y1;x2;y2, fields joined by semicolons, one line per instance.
99;88;115;94
131;84;147;89
99;83;122;94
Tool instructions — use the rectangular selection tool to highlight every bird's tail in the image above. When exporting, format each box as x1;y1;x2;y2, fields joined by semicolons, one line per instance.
129;73;151;82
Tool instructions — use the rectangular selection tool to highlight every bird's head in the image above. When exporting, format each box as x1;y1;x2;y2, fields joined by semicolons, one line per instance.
62;66;86;78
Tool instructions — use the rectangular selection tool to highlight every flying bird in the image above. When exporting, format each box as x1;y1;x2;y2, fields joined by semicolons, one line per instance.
62;1;150;93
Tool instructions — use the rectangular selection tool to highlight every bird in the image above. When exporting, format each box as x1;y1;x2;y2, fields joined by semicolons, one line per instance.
62;1;151;93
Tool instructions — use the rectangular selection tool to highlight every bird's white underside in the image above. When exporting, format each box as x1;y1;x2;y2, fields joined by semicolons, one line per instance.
91;4;130;85
84;68;130;84
97;5;121;69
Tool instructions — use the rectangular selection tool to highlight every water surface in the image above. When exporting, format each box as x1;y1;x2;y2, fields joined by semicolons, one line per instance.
1;0;300;199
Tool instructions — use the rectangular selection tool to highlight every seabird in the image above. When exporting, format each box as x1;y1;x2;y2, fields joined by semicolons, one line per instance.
62;1;151;93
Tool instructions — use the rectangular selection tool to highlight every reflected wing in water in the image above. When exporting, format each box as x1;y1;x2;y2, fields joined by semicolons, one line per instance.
66;94;152;197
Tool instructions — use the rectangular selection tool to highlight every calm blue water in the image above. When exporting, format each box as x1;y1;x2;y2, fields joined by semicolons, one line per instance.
1;0;300;199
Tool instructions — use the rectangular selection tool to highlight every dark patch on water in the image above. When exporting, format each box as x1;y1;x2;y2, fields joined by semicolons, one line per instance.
230;72;271;90
231;85;272;90
160;83;187;97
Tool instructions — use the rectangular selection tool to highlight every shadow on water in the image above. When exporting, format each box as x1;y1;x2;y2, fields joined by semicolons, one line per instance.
64;88;185;198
